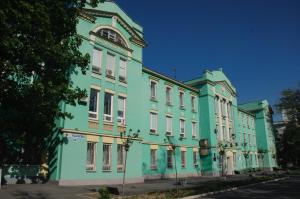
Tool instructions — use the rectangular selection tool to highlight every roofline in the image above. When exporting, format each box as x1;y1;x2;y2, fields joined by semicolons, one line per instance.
238;107;256;117
82;8;147;47
142;67;199;93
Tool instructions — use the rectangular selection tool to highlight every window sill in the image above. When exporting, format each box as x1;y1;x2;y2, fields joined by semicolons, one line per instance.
91;72;102;79
119;79;127;84
192;110;197;113
166;133;173;137
88;118;99;122
180;106;186;110
118;123;126;128
179;135;186;139
103;121;114;126
166;102;173;107
86;170;97;173
150;132;159;136
150;97;158;102
102;170;112;172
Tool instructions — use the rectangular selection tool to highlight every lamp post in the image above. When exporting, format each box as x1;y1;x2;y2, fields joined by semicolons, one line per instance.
120;129;140;198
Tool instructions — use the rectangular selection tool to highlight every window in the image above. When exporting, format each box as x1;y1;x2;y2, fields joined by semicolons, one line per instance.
150;149;157;170
117;144;125;172
118;96;126;125
221;99;226;116
192;122;197;138
227;103;231;119
248;134;251;146
150;81;157;100
214;97;219;115
167;150;173;168
89;88;99;119
119;58;127;82
181;151;186;168
166;87;172;105
104;92;113;122
97;28;127;48
179;92;184;108
103;144;112;171
222;126;226;140
106;53;115;77
191;96;196;111
92;48;102;74
229;127;232;140
86;142;96;171
180;119;185;137
193;151;198;167
150;112;158;133
166;116;172;135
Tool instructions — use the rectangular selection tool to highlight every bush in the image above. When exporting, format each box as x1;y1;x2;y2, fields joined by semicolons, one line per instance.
98;187;111;199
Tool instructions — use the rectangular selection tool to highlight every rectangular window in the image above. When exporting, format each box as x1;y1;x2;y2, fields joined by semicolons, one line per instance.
249;134;251;146
166;116;172;135
150;112;158;133
221;99;226;116
150;81;157;100
180;119;185;137
117;144;125;172
167;150;173;168
106;53;115;77
192;122;197;138
222;126;226;140
191;96;196;111
119;58;127;82
214;97;219;115
92;48;102;74
86;142;96;171
104;92;114;122
117;96;126;125
227;103;231;119
193;151;198;167
103;144;112;171
179;92;184;108
181;151;186;168
166;87;172;105
150;149;157;170
89;88;99;119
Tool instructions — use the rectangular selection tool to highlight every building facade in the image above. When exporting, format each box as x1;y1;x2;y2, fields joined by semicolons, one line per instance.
49;1;277;185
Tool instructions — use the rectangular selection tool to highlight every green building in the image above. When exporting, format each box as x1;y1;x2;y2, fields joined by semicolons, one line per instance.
49;1;277;185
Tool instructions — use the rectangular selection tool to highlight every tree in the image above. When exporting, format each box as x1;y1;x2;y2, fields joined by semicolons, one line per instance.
0;0;103;165
275;83;300;167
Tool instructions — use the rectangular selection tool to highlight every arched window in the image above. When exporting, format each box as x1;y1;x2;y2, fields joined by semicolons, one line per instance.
96;28;127;48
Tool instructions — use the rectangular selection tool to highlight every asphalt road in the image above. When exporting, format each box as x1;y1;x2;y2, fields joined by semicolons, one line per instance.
205;176;300;199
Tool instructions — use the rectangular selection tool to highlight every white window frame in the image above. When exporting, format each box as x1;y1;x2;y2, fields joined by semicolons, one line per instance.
166;116;173;135
167;150;173;168
86;142;96;171
106;53;115;77
119;58;127;82
117;96;126;125
181;151;186;168
92;48;102;74
179;91;185;108
192;122;197;138
191;96;196;111
150;80;157;100
89;88;99;120
166;86;172;105
150;149;157;170
150;112;158;133
117;144;125;172
193;151;198;167
180;119;185;137
102;143;112;171
104;92;114;122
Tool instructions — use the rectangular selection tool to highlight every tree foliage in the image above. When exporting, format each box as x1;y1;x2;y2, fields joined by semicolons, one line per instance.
0;0;103;165
275;83;300;167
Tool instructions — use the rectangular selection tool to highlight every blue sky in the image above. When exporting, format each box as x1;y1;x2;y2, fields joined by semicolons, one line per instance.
117;0;300;121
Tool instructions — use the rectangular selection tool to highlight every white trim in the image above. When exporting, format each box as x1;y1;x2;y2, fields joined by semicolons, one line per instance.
91;25;130;48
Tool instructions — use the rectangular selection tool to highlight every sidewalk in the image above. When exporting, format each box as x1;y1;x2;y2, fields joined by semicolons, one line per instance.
0;174;268;199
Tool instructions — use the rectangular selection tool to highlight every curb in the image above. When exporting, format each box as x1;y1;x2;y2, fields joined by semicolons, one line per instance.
180;177;289;199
